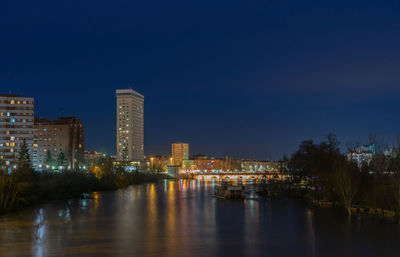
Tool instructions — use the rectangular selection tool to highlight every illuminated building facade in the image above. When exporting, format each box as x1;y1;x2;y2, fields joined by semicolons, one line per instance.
33;117;84;170
347;144;375;168
84;150;103;161
240;160;280;172
194;159;223;171
116;88;144;162
0;95;34;172
83;150;103;169
182;159;195;170
172;143;189;166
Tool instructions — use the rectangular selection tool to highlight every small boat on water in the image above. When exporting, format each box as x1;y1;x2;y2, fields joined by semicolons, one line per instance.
215;183;245;199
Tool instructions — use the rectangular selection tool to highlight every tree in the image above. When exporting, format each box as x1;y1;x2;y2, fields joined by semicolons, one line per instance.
345;140;361;153
57;152;67;168
150;156;167;173
74;151;84;170
333;159;359;216
44;150;54;169
16;139;32;171
222;156;241;171
388;173;400;223
97;156;114;178
0;173;32;211
289;134;342;179
15;139;34;178
0;158;6;175
279;154;289;174
326;132;340;154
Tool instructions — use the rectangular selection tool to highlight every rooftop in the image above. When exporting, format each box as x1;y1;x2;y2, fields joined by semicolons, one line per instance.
35;116;83;125
116;88;144;98
0;94;21;97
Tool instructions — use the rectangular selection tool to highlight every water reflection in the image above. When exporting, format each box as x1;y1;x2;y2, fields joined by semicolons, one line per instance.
0;180;399;257
32;208;46;257
166;181;178;257
306;209;316;257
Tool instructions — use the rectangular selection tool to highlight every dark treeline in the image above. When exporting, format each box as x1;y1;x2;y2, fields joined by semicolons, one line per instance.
0;141;167;213
287;133;400;222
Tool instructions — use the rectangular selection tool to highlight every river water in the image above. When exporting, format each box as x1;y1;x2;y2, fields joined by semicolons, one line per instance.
0;180;399;257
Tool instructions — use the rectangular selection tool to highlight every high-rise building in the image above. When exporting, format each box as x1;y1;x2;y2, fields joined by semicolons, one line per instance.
0;94;34;172
116;88;144;162
172;143;189;166
33;117;85;170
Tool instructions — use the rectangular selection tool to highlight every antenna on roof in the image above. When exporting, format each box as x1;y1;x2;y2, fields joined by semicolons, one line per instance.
128;86;133;90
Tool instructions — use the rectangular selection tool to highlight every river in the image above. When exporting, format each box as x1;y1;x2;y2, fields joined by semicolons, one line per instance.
0;180;399;257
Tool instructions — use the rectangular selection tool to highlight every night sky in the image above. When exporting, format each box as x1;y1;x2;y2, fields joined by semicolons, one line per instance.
2;0;400;160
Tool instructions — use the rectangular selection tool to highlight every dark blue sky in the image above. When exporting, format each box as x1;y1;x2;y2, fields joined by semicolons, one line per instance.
2;0;400;159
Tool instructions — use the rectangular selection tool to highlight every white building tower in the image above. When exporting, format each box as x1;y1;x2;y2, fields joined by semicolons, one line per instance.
116;88;144;162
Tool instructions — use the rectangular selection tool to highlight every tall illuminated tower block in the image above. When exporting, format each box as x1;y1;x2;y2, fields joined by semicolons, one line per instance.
116;88;144;162
0;94;34;172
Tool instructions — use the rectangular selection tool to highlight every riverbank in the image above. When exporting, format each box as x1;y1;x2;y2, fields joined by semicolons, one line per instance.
254;180;400;223
0;171;169;214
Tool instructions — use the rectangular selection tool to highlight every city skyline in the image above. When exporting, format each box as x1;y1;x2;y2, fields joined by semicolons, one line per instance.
3;87;400;160
3;1;400;159
2;1;400;256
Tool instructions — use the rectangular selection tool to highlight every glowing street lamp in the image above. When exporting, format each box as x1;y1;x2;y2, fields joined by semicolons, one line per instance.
150;157;154;171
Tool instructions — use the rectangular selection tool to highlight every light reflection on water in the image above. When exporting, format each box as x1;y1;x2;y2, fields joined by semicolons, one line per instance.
0;179;399;257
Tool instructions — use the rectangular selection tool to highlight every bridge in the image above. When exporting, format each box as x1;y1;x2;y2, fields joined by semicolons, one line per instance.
179;171;288;182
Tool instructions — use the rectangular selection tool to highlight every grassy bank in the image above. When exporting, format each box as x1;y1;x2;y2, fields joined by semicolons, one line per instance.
0;171;168;213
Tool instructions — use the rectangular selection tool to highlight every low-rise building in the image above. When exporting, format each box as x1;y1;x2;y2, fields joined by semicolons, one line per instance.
182;159;195;170
194;158;223;171
241;160;280;172
347;144;375;167
83;150;103;169
33;117;84;170
172;143;189;166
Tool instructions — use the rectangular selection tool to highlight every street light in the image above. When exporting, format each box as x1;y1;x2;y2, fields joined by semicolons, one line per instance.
150;157;154;171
